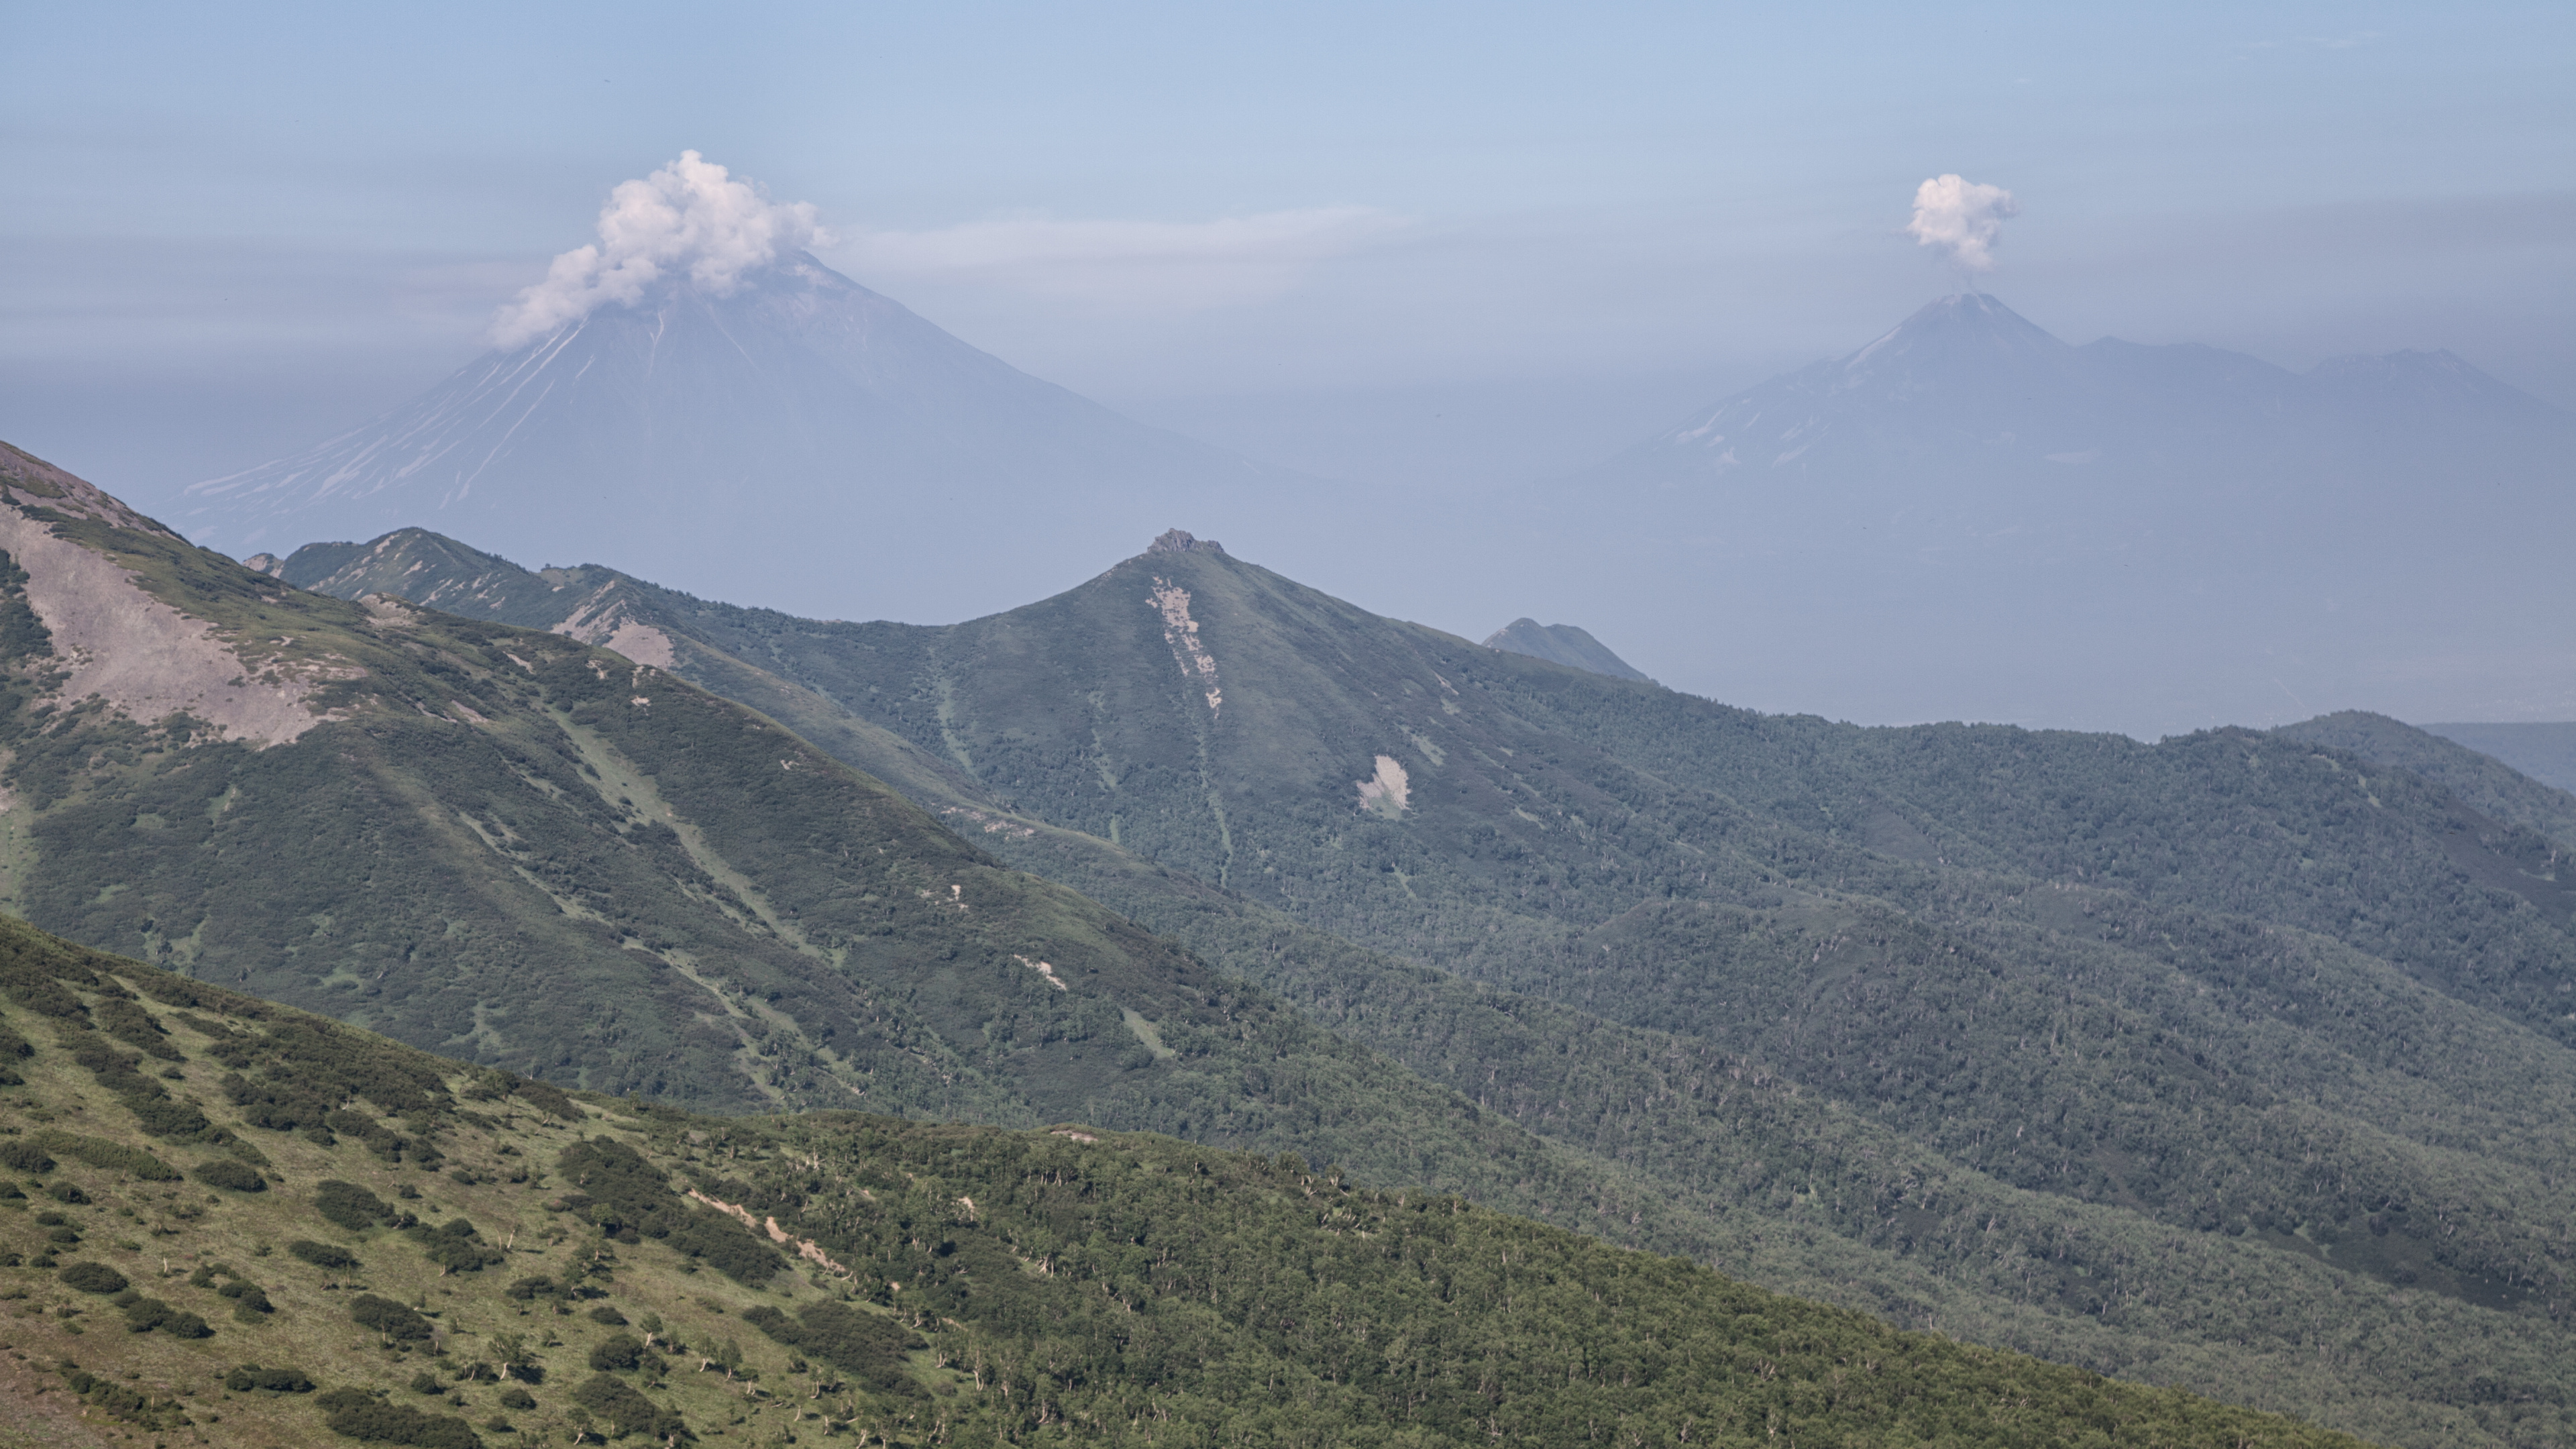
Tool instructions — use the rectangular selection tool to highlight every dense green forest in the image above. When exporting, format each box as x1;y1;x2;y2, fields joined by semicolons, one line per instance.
0;916;2374;1446
262;521;2576;1448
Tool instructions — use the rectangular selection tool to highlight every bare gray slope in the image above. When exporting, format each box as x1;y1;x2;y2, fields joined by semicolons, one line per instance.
180;253;1302;623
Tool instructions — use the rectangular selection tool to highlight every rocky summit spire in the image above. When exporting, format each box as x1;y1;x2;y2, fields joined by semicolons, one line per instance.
1148;529;1226;555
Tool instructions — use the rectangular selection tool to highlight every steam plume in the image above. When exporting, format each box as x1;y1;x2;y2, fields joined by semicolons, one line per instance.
1904;174;2019;274
490;152;824;349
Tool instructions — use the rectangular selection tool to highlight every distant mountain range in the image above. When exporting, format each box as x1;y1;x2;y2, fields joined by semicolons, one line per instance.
174;252;1307;622
1519;293;2576;733
250;504;2576;1446
179;274;2576;733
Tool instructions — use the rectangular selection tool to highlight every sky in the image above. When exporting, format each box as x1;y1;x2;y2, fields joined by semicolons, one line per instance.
3;1;2571;724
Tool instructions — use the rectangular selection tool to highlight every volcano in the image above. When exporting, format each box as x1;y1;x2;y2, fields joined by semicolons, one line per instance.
1517;293;2576;733
1610;292;2569;491
177;252;1297;621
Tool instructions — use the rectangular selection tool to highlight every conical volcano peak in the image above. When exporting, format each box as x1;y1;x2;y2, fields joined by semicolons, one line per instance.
176;247;1289;622
1840;292;2068;375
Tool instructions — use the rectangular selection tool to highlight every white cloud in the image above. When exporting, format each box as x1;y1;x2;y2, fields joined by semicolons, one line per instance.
833;206;1407;312
1904;174;2020;274
488;151;824;349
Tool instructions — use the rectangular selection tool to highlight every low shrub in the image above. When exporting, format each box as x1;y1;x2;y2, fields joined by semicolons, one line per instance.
32;1131;178;1180
570;1373;675;1439
314;1179;396;1232
408;1217;504;1273
348;1293;434;1342
193;1159;267;1193
289;1239;360;1270
58;1261;127;1295
315;1387;484;1448
120;1296;213;1338
0;1141;54;1173
225;1364;316;1393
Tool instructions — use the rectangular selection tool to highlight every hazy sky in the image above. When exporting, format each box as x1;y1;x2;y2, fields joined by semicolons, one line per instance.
7;1;2567;497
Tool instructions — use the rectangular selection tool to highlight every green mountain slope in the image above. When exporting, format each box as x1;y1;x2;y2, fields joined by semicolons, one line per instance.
0;916;2376;1447
270;525;2576;1446
0;442;1799;1275
2277;711;2576;848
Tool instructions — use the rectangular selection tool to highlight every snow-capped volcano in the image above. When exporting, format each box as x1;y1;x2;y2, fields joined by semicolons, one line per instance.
179;252;1293;620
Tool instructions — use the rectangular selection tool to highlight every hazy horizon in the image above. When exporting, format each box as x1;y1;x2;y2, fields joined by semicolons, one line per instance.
5;2;2571;737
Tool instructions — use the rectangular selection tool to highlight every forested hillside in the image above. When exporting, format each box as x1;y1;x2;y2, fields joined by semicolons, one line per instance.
272;523;2576;1446
0;916;2374;1446
0;441;1788;1275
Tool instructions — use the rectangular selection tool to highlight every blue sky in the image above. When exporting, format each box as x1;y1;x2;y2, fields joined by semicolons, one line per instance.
5;1;2571;494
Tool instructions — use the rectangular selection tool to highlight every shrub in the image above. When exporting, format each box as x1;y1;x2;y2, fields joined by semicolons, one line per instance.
0;1141;53;1173
222;1281;274;1320
553;1138;782;1285
570;1373;672;1439
409;1370;445;1395
408;1217;504;1273
349;1293;434;1342
512;1077;580;1120
121;1296;213;1338
315;1179;396;1232
194;1159;266;1193
32;1131;177;1180
58;1366;189;1431
587;1333;645;1372
315;1387;484;1448
587;1305;629;1325
289;1239;360;1270
743;1300;921;1391
225;1364;317;1393
45;1181;89;1204
59;1261;127;1295
496;1386;537;1411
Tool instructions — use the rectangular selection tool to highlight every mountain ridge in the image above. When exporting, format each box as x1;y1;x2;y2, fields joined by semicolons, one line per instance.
1498;292;2576;734
268;515;2576;1446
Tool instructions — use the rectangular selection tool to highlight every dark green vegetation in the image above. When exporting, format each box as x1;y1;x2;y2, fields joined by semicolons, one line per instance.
0;443;1739;1286
276;524;2576;1447
0;916;2366;1446
2282;712;2576;845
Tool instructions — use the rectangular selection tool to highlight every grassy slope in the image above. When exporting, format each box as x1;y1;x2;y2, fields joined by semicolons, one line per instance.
276;531;2576;1447
0;916;2375;1448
